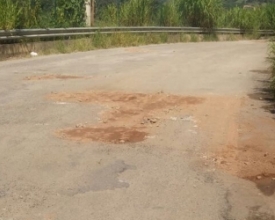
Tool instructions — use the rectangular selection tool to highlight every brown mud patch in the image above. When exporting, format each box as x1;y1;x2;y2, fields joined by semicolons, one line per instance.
25;74;85;80
49;91;204;144
59;126;148;144
245;173;275;196
216;143;275;196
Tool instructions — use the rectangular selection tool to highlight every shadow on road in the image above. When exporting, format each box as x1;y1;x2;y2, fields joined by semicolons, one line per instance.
248;69;275;115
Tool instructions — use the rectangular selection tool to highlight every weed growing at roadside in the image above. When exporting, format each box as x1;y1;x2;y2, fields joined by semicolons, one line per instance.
203;34;219;41
190;34;199;42
1;33;262;60
269;43;275;94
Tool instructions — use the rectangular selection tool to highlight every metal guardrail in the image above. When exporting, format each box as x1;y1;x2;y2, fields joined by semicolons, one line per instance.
0;26;274;41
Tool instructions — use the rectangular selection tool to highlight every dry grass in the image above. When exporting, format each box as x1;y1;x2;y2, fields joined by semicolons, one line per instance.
0;33;265;60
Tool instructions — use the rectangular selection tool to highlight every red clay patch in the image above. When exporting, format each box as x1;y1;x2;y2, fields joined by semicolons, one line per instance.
59;126;148;144
200;96;275;193
49;91;204;144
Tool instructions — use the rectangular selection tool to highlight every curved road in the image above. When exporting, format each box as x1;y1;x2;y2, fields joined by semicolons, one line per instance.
0;41;275;220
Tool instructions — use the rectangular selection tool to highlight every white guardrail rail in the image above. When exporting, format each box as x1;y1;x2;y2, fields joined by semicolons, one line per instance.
0;26;274;41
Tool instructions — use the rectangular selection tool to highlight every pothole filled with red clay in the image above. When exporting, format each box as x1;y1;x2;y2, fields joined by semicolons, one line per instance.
49;91;204;144
25;74;84;80
59;126;148;144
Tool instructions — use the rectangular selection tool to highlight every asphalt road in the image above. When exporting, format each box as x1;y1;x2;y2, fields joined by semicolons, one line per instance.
0;41;275;220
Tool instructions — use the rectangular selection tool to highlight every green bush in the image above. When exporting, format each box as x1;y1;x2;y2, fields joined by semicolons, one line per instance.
0;0;86;29
55;0;86;27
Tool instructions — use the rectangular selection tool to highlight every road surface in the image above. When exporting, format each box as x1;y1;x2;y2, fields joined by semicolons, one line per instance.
0;41;275;220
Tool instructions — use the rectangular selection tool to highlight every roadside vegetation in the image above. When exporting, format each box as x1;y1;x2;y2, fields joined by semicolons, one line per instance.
270;43;275;94
99;0;275;32
41;33;227;54
1;0;275;31
0;0;86;29
1;0;275;60
0;32;250;60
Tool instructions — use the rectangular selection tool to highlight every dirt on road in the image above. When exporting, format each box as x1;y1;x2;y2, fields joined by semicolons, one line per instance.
49;90;275;187
49;91;204;143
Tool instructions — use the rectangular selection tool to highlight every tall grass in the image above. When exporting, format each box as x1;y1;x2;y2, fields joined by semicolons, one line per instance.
99;0;223;29
178;0;222;29
0;0;19;30
217;4;275;32
261;4;275;30
218;7;260;30
0;0;86;29
16;0;41;28
158;0;182;26
98;0;275;31
99;0;154;26
120;0;153;26
1;0;275;32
